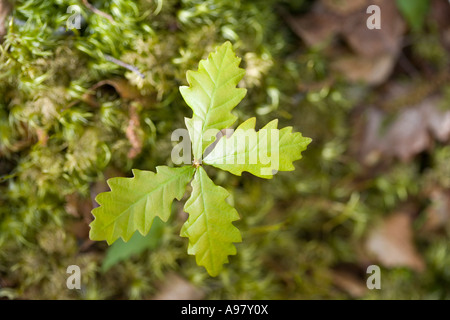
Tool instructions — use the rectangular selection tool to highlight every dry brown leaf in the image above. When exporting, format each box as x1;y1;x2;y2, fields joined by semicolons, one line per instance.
332;270;367;298
430;0;450;27
283;1;344;47
67;220;90;240
341;0;406;58
365;211;426;272
65;193;93;219
91;79;142;100
430;0;450;50
353;106;385;166
355;95;450;164
152;273;204;300
85;81;147;159
444;29;450;51
126;102;143;159
284;8;341;47
79;78;153;108
428;107;450;142
0;0;11;42
381;106;431;162
331;53;396;86
287;0;405;55
65;193;93;240
320;0;368;15
287;0;405;85
422;188;450;232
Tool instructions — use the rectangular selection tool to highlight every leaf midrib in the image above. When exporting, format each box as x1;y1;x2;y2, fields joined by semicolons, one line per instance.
99;166;192;233
204;131;306;164
198;168;216;272
195;45;229;157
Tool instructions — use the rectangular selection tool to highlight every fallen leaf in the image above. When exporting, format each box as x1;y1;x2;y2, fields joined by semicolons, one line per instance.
430;0;450;29
126;102;143;159
78;78;154;108
332;53;397;85
320;0;368;15
430;0;450;49
422;188;450;232
381;105;431;162
65;192;94;241
332;270;367;298
90;79;142;100
355;95;450;164
152;273;204;300
0;0;11;42
352;106;385;166
428;106;450;142
283;3;341;47
67;220;90;240
341;0;406;58
65;193;93;219
365;210;426;272
286;0;406;85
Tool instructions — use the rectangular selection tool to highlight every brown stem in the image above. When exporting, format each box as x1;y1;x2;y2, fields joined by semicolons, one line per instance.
105;55;145;79
82;0;115;25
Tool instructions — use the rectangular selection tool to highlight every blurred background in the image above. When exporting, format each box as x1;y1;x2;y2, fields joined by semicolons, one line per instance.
0;0;449;299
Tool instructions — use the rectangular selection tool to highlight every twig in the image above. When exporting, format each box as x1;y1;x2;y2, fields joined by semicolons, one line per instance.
82;0;116;25
0;172;17;183
105;54;146;79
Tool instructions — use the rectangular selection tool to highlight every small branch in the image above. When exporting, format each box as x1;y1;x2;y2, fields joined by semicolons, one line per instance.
105;54;146;79
82;0;115;25
0;172;17;183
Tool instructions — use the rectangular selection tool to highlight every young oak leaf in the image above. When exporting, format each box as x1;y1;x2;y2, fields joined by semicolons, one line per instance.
181;166;242;276
203;117;312;179
90;166;195;244
89;42;311;277
180;41;247;160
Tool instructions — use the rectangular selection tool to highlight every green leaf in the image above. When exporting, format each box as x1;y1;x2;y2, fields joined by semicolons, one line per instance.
90;165;195;244
180;41;247;160
203;117;312;179
395;0;429;32
181;166;241;276
101;218;164;272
